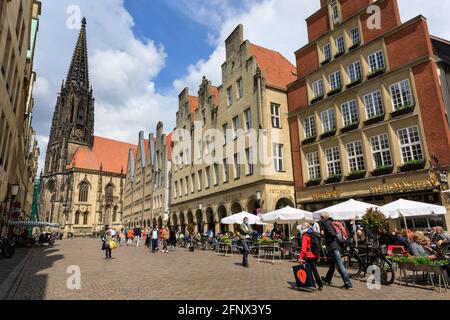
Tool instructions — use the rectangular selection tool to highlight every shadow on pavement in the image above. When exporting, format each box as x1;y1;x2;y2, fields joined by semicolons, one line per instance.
7;244;64;300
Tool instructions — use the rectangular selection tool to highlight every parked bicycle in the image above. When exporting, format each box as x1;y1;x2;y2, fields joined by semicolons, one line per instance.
341;240;395;285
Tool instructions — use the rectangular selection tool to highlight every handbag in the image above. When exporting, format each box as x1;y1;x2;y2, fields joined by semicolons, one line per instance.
109;239;117;250
292;264;315;288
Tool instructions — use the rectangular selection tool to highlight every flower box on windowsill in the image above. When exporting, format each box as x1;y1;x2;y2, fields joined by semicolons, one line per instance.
347;170;367;181
302;136;317;146
346;78;362;89
334;51;345;59
310;95;324;105
390;104;415;118
399;160;426;173
325;174;343;184
341;122;359;134
320;130;337;140
371;165;394;177
327;87;342;97
349;42;360;51
367;68;386;80
364;114;385;126
305;179;321;187
321;58;331;66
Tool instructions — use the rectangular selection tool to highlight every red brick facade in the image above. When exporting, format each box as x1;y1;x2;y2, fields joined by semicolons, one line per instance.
360;0;401;43
385;19;432;71
413;61;450;165
306;7;330;42
295;44;319;79
288;116;304;189
340;0;372;21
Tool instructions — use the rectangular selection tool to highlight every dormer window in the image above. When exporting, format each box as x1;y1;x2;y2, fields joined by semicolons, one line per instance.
331;0;340;24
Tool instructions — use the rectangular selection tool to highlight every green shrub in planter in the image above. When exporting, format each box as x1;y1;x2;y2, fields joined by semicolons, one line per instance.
320;129;337;140
302;136;317;145
367;68;385;80
364;114;385;126
347;170;366;181
305;178;321;187
325;174;342;184
399;160;425;173
346;78;362;89
321;58;331;66
349;42;360;51
327;87;342;97
341;122;359;133
391;103;415;118
371;165;394;177
310;95;324;104
363;208;388;237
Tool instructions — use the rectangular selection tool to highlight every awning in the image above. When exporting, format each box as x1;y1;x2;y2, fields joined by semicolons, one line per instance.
261;206;314;224
8;221;61;228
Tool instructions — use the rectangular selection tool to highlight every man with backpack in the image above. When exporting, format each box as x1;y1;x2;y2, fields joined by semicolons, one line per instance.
319;212;353;290
298;222;324;292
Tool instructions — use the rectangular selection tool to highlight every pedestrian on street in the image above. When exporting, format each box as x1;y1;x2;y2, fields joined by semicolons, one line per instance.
102;230;113;259
319;213;353;290
134;226;142;247
127;228;134;246
151;225;159;253
161;227;170;253
298;222;324;292
119;229;126;246
239;217;252;268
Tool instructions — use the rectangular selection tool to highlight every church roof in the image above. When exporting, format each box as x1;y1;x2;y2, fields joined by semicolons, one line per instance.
249;43;297;89
67;136;137;174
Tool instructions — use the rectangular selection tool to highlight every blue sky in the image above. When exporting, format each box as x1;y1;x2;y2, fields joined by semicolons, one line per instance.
32;0;450;171
123;0;212;92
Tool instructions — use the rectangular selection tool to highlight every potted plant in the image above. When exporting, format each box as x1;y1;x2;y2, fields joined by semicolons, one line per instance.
364;114;385;126
346;77;362;89
367;67;385;80
302;136;317;145
320;129;337;140
325;174;342;184
362;208;388;245
371;165;394;177
310;95;324;105
305;178;321;187
328;86;342;97
391;103;415;118
321;58;331;66
341;121;359;134
347;170;366;181
349;41;360;51
399;160;426;173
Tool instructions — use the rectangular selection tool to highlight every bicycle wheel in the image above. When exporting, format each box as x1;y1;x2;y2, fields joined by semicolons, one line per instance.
342;252;363;279
369;256;395;285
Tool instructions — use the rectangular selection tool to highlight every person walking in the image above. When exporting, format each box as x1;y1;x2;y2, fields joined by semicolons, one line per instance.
150;226;159;253
134;226;142;247
102;230;113;259
127;228;134;246
161;227;170;253
239;217;252;268
298;222;324;292
319;213;353;290
119;229;126;246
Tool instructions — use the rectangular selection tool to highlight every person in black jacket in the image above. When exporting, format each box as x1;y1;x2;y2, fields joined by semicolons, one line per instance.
320;213;353;290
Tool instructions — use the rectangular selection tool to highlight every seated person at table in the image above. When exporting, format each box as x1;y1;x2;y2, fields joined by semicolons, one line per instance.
270;224;281;240
409;233;437;259
391;229;410;249
432;227;450;244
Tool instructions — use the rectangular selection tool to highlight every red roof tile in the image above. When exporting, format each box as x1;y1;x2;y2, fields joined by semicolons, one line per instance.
166;132;173;161
249;43;297;89
67;136;137;174
188;96;198;113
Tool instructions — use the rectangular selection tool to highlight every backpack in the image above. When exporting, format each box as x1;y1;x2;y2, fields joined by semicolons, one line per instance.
309;231;322;255
332;221;348;243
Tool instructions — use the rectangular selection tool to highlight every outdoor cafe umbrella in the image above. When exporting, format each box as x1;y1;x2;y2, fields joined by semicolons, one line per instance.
261;206;314;240
261;206;314;224
221;211;264;225
313;199;380;221
379;198;447;229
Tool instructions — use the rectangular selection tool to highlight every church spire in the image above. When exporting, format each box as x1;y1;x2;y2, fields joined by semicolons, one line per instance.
66;17;89;88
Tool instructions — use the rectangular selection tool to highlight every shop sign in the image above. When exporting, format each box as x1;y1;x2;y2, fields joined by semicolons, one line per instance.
269;189;292;195
312;190;341;200
369;179;434;194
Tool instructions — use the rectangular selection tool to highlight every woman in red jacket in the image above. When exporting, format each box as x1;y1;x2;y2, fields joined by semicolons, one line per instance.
298;222;324;291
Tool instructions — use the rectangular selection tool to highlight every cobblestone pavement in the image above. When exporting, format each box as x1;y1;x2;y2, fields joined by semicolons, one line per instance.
2;238;449;300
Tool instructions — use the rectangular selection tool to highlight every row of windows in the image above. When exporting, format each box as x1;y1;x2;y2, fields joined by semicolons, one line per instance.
305;126;424;181
153;194;164;210
174;103;282;170
173;144;285;199
304;78;415;139
312;49;385;100
0;110;12;171
77;182;114;203
322;25;360;63
226;77;244;107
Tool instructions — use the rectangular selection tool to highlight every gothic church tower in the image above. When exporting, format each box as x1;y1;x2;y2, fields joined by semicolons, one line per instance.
44;18;94;175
